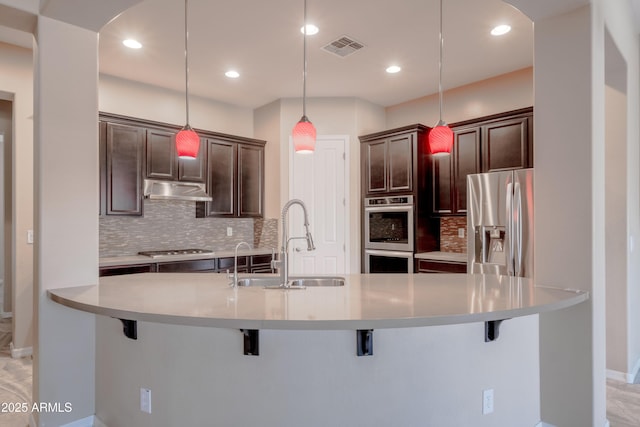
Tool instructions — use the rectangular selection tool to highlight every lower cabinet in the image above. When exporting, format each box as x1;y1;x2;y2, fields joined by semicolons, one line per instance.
416;259;467;274
99;253;275;276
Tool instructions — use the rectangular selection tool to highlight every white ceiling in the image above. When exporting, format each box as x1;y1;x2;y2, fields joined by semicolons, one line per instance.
98;0;534;109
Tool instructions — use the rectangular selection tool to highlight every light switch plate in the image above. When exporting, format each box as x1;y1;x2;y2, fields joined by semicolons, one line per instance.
226;227;233;237
458;228;465;238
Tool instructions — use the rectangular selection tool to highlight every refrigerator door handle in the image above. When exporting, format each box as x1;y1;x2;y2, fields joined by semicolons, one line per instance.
506;181;515;276
514;181;523;277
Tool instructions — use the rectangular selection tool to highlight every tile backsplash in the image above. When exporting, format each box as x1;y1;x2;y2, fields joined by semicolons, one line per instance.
439;216;467;253
100;199;278;257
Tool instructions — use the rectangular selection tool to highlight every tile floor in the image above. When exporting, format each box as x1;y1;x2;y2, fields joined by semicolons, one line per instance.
0;317;638;427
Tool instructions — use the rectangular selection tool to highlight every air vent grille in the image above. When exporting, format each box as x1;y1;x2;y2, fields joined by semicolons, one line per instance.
322;35;365;58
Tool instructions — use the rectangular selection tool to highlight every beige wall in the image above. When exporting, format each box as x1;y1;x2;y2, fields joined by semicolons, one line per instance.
605;83;628;377
385;67;533;129
0;42;33;354
99;74;254;138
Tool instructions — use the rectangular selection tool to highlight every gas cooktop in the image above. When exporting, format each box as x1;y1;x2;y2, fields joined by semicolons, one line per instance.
138;249;214;258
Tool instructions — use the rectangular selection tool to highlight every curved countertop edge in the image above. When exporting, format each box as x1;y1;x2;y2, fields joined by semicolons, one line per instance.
47;283;589;331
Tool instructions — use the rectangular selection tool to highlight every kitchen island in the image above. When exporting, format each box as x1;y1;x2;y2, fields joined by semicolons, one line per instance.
49;273;587;427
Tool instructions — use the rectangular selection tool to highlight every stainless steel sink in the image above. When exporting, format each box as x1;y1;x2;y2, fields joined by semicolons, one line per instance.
235;276;345;288
289;277;345;287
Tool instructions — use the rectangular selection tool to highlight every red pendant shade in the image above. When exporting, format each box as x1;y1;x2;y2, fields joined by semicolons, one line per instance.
428;124;453;155
292;116;316;153
176;125;200;159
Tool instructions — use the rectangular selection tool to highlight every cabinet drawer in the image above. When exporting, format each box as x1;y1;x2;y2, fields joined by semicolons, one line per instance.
251;254;273;265
156;259;216;272
99;264;156;277
417;259;467;273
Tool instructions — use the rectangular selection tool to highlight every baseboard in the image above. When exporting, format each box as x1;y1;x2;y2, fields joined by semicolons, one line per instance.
29;413;106;427
607;358;640;383
1;311;12;319
536;421;608;427
60;415;99;427
631;357;640;383
10;342;32;358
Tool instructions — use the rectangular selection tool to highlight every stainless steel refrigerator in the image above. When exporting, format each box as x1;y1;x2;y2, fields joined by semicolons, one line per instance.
467;168;534;278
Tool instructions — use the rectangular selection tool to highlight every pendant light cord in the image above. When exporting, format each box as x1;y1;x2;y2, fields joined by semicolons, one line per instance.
302;0;308;118
438;0;444;123
184;0;191;126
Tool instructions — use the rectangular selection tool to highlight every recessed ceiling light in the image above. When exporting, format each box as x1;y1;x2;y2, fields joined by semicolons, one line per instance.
386;65;401;74
225;70;240;79
122;39;142;49
300;24;319;35
491;25;511;36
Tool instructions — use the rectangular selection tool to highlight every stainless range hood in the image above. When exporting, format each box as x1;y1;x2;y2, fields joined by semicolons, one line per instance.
143;179;212;202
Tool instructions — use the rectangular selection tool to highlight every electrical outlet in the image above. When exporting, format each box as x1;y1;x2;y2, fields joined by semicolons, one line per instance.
27;230;34;244
458;228;465;238
482;389;494;415
226;227;233;237
140;388;152;414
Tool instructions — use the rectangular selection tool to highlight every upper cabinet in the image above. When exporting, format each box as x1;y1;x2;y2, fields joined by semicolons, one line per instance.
145;128;206;183
99;112;265;218
430;107;533;216
360;125;427;196
197;137;265;218
101;121;144;216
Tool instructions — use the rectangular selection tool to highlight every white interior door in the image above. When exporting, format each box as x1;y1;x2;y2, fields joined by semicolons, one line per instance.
289;135;348;275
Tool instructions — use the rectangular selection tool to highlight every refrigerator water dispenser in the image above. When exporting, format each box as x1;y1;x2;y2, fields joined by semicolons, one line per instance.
474;226;506;266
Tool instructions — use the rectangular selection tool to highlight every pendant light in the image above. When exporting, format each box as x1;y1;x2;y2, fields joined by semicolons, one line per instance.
428;0;453;156
291;0;316;153
175;0;200;159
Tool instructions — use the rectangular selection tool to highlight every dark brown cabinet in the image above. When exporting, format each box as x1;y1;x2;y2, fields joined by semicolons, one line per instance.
100;112;264;217
361;129;416;196
99;253;275;276
102;122;144;216
482;116;530;172
416;259;466;273
430;107;532;216
198;138;265;218
145;128;206;183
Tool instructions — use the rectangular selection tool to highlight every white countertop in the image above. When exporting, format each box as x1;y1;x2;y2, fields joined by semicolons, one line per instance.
415;251;468;262
99;248;276;267
48;273;588;330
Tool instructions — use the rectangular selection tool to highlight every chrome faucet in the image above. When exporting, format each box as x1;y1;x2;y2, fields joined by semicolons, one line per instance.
228;241;252;287
273;199;315;287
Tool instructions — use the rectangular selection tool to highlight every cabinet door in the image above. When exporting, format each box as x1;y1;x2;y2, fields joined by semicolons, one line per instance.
237;144;264;217
146;129;178;180
178;137;207;183
387;134;413;193
105;123;144;216
205;139;236;216
453;127;481;214
364;140;387;194
431;154;453;215
481;117;529;171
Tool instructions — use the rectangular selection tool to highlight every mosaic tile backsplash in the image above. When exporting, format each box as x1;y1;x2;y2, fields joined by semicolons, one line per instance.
100;199;278;257
439;216;467;253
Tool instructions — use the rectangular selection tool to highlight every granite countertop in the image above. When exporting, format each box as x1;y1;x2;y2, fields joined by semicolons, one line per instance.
99;247;277;267
414;251;468;263
48;273;588;330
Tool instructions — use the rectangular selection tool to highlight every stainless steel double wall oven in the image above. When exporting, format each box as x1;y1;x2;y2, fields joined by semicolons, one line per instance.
363;195;414;273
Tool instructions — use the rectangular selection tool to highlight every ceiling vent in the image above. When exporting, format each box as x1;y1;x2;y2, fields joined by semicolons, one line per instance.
322;35;364;58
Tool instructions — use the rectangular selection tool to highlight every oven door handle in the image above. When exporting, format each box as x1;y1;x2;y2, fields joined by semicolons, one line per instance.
364;205;413;213
364;249;414;258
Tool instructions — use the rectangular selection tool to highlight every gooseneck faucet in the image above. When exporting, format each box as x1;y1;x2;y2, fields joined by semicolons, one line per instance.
228;241;252;287
275;199;315;287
